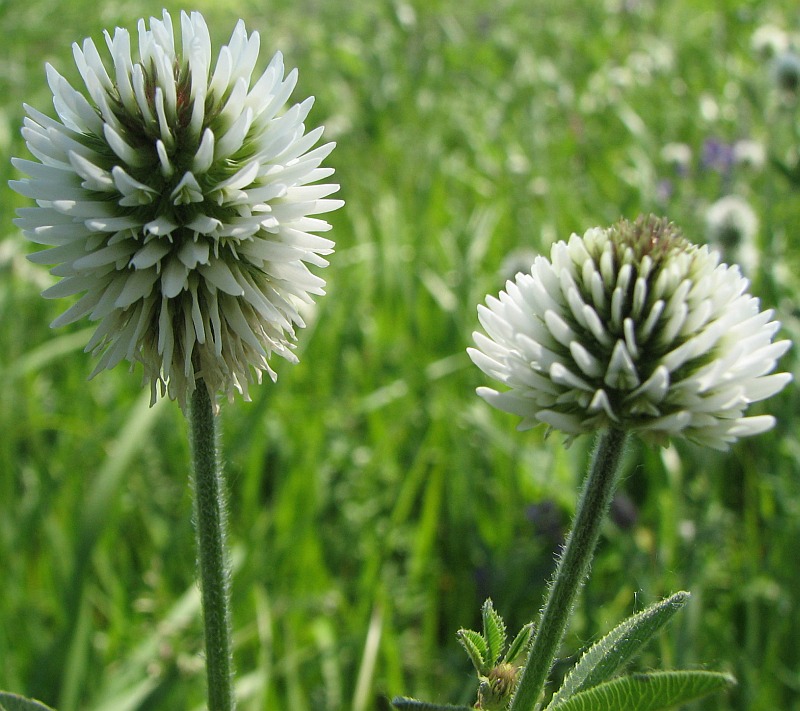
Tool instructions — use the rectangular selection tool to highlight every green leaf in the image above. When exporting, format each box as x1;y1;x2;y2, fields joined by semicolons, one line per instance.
391;696;473;710
482;599;507;666
547;592;689;708
0;692;57;711
504;622;534;667
546;671;735;711
457;627;490;673
771;156;800;185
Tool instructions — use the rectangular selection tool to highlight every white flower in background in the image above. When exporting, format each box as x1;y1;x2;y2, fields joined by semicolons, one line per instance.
660;142;692;175
468;216;791;450
773;51;800;97
732;139;766;171
704;195;759;273
751;25;790;61
11;10;342;408
499;248;538;282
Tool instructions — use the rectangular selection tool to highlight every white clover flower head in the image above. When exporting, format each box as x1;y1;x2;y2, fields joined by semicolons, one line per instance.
11;10;343;408
468;216;792;450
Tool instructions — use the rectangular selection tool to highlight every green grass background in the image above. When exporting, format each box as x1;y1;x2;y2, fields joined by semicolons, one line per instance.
1;0;799;709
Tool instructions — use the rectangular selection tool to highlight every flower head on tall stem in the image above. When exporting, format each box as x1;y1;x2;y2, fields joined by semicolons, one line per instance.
468;215;791;450
11;10;343;408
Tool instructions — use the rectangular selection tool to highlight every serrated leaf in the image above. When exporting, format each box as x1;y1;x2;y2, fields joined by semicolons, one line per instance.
546;671;735;711
482;599;507;666
0;693;56;711
391;696;473;710
457;627;490;674
504;622;534;667
547;592;690;708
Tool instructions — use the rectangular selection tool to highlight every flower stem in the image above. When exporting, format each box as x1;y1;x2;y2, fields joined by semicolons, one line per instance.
510;428;628;711
189;383;236;711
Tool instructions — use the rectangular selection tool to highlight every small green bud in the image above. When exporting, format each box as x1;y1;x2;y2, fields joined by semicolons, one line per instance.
477;663;519;711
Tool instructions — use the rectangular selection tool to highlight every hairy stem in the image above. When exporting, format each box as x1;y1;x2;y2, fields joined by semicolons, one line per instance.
511;428;629;711
189;383;236;711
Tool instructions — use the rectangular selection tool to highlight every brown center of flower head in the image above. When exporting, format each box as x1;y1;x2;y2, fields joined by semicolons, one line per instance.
610;214;689;266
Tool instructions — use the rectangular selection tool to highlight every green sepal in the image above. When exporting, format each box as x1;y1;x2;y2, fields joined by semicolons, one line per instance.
504;622;534;667
545;671;735;711
391;696;473;711
0;692;57;711
481;599;507;666
547;591;689;708
457;627;490;674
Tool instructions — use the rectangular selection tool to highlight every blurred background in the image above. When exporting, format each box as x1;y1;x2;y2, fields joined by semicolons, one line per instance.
1;0;799;709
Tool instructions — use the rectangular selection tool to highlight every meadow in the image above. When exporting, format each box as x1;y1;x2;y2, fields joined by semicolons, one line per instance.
1;0;799;709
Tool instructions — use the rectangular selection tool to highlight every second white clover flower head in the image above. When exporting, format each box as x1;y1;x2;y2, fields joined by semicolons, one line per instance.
468;216;791;450
11;10;343;408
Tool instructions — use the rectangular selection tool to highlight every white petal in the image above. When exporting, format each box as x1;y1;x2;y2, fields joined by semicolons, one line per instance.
131;65;156;127
543;309;577;348
86;215;142;232
115;267;159;307
535;409;587;434
210;160;260;203
42;276;87;299
725;415;776;437
73;240;137;269
199;260;245;296
215;107;254;160
192;129;215;173
741;372;792;401
155;139;175;179
131;240;171;269
10;178;85;202
636;410;692;434
68;152;114;191
103;124;149;167
627;365;670;404
569;341;603;378
170;172;204;205
222;295;266;352
178;239;211;268
161;258;190;297
154;92;175;152
185;215;223;234
88;276;127;319
249;61;297;120
605;340;639;389
113;166;158;205
588;389;618;420
550;362;593;392
144;215;178;236
218;76;249;128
